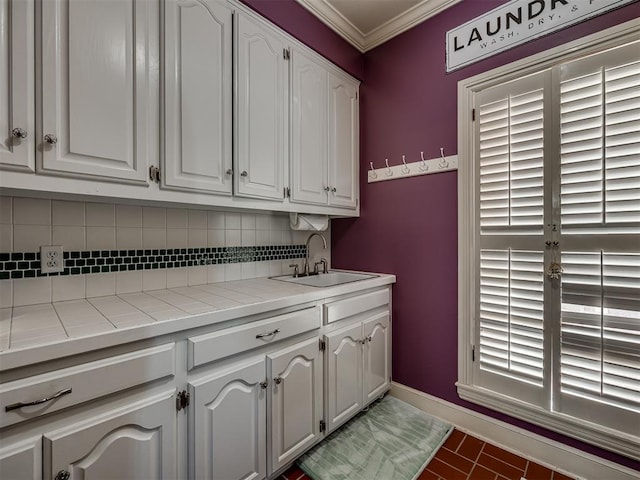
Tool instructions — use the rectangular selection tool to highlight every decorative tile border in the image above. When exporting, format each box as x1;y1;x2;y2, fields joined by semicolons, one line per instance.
0;245;307;280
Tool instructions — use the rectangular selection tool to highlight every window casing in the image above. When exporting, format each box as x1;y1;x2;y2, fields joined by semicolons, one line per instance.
457;20;639;460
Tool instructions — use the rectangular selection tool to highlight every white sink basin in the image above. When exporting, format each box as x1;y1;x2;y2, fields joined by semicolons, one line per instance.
270;271;376;287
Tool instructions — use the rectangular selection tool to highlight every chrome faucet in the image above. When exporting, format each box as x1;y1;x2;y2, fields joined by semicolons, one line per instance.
303;233;327;276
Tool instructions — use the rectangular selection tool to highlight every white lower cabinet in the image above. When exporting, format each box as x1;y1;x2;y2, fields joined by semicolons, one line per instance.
189;358;267;480
0;436;41;480
43;390;177;480
268;337;323;474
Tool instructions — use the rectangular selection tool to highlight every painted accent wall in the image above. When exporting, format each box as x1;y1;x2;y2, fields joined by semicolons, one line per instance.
330;0;640;471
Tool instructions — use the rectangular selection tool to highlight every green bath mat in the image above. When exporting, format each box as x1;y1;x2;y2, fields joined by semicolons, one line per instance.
297;395;452;480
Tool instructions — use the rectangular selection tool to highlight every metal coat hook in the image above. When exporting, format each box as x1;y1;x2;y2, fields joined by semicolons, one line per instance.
401;155;410;174
438;147;449;169
419;151;428;172
369;161;377;179
385;158;393;177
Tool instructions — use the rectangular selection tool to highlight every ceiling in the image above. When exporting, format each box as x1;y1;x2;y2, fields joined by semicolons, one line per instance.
296;0;463;52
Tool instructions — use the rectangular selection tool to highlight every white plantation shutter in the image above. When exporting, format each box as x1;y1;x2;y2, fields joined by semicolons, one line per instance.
468;39;640;444
475;71;548;406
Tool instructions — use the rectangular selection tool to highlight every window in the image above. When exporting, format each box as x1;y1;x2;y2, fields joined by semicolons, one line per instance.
457;21;639;460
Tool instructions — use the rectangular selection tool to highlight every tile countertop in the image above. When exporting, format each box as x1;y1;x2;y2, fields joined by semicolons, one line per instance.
0;271;395;372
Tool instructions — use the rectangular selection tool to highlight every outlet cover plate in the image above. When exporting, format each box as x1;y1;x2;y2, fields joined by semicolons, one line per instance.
40;245;64;274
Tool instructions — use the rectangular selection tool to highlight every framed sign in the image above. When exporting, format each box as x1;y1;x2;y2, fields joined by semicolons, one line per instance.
446;0;638;72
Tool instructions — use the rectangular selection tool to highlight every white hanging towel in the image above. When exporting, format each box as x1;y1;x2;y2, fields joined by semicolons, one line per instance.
289;213;329;231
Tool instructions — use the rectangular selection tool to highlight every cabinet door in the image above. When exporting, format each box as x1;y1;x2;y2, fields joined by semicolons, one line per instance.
328;73;358;209
268;337;323;474
291;49;328;206
236;14;287;200
40;0;157;183
189;358;266;480
325;323;362;433
163;0;233;195
363;311;391;403
44;391;176;480
0;436;41;480
0;0;34;171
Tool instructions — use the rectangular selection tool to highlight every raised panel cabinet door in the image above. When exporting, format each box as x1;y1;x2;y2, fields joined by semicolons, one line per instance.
325;323;362;433
235;13;287;200
0;436;41;480
268;337;323;474
290;49;328;206
43;390;177;480
0;0;34;171
40;0;158;183
328;73;358;209
363;311;391;404
189;358;266;480
163;0;233;194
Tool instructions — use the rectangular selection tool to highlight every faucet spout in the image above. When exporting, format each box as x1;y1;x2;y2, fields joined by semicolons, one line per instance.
304;233;327;276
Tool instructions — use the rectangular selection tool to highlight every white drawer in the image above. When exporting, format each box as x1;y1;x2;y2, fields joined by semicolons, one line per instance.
0;343;175;428
188;306;321;369
324;289;390;324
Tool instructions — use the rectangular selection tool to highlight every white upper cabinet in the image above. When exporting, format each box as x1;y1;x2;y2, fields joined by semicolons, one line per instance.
328;72;359;209
235;12;288;201
291;49;329;206
163;0;233;195
0;0;34;171
39;0;158;183
291;49;359;209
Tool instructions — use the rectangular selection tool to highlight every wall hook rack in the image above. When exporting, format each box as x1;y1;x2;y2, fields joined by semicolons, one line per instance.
368;148;458;183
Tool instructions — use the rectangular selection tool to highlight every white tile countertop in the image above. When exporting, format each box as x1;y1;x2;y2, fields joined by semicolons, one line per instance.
0;271;395;371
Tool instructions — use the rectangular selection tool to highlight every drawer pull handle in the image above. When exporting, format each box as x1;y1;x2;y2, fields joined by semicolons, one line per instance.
5;387;72;412
256;328;280;339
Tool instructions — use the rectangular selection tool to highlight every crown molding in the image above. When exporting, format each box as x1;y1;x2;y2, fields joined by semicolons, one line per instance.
296;0;464;52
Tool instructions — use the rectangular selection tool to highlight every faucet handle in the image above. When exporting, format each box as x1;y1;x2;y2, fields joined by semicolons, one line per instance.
319;258;328;274
289;264;299;278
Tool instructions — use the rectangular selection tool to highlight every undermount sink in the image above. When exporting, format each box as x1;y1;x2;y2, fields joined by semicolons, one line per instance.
270;271;377;287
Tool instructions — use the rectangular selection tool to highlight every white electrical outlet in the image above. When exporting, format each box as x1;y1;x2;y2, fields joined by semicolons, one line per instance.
40;245;64;274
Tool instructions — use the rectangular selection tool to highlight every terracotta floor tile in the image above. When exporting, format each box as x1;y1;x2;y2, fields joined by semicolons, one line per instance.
281;466;308;480
483;443;527;470
525;461;553;480
478;452;525;480
443;428;466;451
469;464;498;480
457;435;485;462
426;458;469;480
552;472;575;480
418;468;442;480
434;447;475;473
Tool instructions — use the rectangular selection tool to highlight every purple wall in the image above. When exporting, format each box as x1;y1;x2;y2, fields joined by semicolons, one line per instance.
331;0;640;471
240;0;364;79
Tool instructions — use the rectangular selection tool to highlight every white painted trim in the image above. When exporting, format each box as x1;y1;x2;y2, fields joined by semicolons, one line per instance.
295;0;464;52
390;383;639;480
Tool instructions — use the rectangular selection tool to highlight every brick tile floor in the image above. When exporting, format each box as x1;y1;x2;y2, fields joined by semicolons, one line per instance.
280;428;575;480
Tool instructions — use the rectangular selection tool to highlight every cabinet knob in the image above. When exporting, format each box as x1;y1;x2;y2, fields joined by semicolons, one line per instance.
367;336;372;343
260;380;269;389
55;470;70;480
331;187;337;193
273;376;282;385
324;186;330;192
240;171;248;177
226;169;233;176
12;128;27;139
44;134;58;145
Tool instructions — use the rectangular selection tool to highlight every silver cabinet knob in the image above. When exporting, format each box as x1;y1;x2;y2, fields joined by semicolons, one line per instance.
324;186;330;192
331;187;337;193
12;128;27;139
55;470;70;480
226;169;233;176
44;134;58;145
240;171;248;177
273;376;282;385
260;380;269;390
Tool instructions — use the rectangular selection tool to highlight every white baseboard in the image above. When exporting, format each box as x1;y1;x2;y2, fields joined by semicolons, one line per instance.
390;382;638;480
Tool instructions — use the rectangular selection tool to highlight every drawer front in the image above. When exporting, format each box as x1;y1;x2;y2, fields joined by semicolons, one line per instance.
324;289;389;324
188;306;321;369
0;343;175;428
